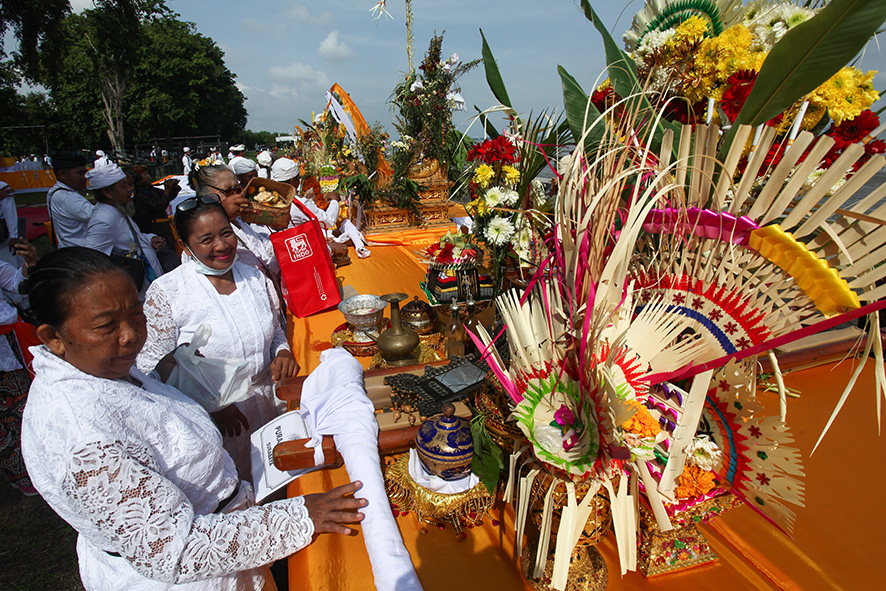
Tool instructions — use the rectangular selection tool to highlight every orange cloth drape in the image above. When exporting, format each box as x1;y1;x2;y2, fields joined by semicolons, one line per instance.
286;233;885;590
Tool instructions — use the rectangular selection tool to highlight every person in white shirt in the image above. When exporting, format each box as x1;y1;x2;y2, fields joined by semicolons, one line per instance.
256;150;272;179
271;158;370;258
93;150;110;168
21;248;367;591
84;163;165;293
208;146;225;165
182;146;193;175
227;144;248;173
47;152;94;248
0;182;19;266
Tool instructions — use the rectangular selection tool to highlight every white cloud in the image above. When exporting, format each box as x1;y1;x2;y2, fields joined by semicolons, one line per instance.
317;30;353;61
69;0;94;12
285;4;333;27
268;62;330;89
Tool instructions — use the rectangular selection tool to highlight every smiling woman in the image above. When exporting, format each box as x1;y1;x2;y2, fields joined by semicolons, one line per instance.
137;198;299;479
20;248;366;591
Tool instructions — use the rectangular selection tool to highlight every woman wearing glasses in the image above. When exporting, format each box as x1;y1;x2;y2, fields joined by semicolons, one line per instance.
188;164;279;280
136;195;299;479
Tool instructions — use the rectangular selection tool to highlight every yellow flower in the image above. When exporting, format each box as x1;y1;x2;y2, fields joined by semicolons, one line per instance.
502;165;521;186
466;197;488;217
473;164;494;189
809;67;879;125
685;24;762;103
665;15;709;52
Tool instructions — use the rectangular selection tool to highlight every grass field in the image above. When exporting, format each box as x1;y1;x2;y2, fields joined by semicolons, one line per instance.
0;481;83;591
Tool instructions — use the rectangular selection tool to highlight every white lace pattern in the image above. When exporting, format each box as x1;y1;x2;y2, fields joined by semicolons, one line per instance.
22;346;314;591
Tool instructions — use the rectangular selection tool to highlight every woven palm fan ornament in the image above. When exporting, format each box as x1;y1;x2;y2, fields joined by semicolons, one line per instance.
471;100;886;590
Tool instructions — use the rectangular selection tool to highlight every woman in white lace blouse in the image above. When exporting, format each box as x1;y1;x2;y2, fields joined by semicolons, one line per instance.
20;248;365;591
136;196;298;479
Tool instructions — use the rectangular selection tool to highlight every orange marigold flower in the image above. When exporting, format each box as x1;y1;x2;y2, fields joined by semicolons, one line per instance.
675;464;718;500
621;401;660;439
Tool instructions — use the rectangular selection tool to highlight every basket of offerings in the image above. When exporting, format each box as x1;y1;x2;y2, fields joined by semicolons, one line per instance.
241;178;295;230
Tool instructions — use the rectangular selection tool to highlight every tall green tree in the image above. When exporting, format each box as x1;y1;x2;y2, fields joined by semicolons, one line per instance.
0;0;70;78
42;7;246;151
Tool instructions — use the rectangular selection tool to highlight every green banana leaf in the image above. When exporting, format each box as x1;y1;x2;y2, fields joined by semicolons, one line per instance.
579;0;680;156
559;66;605;156
480;28;512;109
719;0;886;158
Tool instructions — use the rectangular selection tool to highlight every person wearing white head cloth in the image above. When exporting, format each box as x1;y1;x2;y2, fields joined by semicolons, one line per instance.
230;156;259;188
227;143;246;164
256;150;272;179
272;158;372;259
93;150;110;168
85;163;165;293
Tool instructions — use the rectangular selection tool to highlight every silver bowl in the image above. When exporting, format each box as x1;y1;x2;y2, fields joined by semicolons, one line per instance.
338;294;386;342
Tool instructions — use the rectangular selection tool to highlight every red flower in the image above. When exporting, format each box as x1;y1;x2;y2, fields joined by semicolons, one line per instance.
466;136;518;165
828;110;880;144
721;70;757;123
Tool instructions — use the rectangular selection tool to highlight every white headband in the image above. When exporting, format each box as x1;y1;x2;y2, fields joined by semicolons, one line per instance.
86;163;127;190
271;158;299;181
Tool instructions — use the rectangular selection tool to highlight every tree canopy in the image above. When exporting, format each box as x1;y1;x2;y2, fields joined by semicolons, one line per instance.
0;1;247;155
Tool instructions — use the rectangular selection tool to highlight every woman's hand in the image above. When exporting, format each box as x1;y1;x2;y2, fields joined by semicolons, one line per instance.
270;349;299;382
210;404;250;437
221;193;250;221
303;481;366;535
151;236;166;251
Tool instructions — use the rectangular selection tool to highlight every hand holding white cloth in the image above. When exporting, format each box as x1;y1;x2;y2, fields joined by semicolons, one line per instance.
299;348;423;591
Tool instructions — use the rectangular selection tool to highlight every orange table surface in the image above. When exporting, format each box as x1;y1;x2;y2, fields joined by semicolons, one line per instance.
286;233;885;590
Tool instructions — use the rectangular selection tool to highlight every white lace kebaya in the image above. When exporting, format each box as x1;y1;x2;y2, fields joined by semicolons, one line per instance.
137;260;290;477
21;345;314;591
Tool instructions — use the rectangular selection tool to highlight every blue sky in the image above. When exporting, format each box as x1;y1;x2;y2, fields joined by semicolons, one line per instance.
71;1;886;137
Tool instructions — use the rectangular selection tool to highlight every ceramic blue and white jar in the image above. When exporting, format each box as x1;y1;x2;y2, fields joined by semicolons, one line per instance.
415;402;474;481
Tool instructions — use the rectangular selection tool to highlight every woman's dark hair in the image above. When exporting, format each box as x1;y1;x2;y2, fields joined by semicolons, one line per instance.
30;247;131;327
174;198;229;244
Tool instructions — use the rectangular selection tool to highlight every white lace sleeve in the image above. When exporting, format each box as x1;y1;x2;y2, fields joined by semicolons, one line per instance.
137;284;179;375
66;440;314;584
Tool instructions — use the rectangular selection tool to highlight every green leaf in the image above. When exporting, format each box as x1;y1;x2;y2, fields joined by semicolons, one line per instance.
578;0;680;156
559;65;605;155
579;0;640;101
720;0;886;157
470;413;504;494
479;29;512;109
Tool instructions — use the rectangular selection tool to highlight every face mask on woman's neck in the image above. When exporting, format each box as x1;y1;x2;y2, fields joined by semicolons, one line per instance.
187;251;237;276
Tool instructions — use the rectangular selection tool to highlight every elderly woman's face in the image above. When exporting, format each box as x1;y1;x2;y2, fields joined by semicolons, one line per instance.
183;209;238;271
42;271;147;380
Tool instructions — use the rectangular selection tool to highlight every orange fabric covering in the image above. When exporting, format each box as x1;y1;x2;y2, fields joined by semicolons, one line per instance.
286;236;885;590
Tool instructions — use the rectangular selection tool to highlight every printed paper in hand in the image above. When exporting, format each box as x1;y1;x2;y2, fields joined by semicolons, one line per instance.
250;410;321;502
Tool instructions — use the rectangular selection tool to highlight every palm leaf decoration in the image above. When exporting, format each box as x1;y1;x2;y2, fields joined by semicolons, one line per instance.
719;0;886;157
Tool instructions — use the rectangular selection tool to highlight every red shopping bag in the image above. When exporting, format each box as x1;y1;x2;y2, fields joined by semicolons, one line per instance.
270;198;341;317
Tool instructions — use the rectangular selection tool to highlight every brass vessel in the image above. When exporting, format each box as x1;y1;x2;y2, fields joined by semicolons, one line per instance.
377;293;420;366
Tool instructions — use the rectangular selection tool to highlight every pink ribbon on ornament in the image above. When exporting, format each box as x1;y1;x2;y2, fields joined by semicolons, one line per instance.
642;207;759;246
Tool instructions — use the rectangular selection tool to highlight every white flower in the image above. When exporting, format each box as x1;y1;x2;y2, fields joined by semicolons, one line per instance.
443;52;460;72
447;91;466;111
501;188;520;206
484;216;515;246
686;435;723;471
409;79;424;92
745;2;817;51
484;186;505;207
